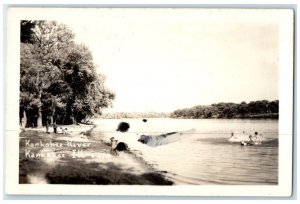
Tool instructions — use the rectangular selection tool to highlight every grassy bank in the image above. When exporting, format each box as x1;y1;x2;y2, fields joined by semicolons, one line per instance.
19;128;173;185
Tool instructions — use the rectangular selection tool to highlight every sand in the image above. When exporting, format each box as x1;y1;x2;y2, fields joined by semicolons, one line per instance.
19;124;173;185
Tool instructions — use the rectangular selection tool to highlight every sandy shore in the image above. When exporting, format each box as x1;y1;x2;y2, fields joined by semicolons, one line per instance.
19;124;173;185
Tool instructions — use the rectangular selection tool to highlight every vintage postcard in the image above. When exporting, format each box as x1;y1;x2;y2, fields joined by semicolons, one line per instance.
5;7;294;196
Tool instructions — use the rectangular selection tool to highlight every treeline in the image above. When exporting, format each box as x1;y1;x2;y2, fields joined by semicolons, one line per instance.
99;112;170;119
20;21;115;128
171;100;279;119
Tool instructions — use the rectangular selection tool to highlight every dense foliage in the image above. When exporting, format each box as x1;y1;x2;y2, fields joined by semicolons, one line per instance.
20;20;115;127
171;100;279;119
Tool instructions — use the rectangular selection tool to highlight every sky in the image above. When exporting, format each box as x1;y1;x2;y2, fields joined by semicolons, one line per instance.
55;9;279;113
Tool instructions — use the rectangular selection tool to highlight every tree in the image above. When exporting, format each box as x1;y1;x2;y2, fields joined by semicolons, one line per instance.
269;100;279;113
20;20;115;127
21;20;36;44
57;43;115;123
20;21;75;127
20;20;38;128
237;101;249;117
20;42;41;128
171;100;279;119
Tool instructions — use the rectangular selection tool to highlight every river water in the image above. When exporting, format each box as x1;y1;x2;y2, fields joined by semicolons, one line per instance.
92;118;278;185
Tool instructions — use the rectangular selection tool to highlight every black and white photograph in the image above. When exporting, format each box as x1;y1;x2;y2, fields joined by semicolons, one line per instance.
5;7;294;196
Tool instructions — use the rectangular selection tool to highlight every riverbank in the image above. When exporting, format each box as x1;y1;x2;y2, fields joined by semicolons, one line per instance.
170;113;279;119
19;125;173;185
171;100;279;119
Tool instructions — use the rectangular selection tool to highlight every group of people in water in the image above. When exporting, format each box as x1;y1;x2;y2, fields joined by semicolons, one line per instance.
230;131;264;146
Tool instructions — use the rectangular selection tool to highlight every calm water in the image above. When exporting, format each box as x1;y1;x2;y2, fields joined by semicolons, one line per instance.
93;118;278;185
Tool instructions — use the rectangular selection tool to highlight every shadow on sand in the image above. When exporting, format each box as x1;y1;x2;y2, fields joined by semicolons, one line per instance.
45;160;173;185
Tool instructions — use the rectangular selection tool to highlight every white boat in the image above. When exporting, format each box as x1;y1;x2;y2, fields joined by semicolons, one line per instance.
138;129;196;147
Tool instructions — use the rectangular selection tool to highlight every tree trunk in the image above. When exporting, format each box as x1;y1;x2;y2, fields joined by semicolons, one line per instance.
36;70;43;128
21;110;27;132
37;91;43;128
46;116;49;133
50;96;55;125
70;106;75;124
37;107;42;128
50;116;54;125
71;116;75;124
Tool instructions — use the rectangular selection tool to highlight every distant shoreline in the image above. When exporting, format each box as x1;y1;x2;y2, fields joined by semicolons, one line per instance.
170;113;279;120
171;100;279;120
95;114;278;120
97;100;279;120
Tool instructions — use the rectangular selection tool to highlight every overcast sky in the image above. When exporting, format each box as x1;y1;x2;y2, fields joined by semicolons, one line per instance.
55;9;279;112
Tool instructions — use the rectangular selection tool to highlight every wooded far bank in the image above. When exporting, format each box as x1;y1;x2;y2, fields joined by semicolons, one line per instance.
170;100;279;119
98;100;279;119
